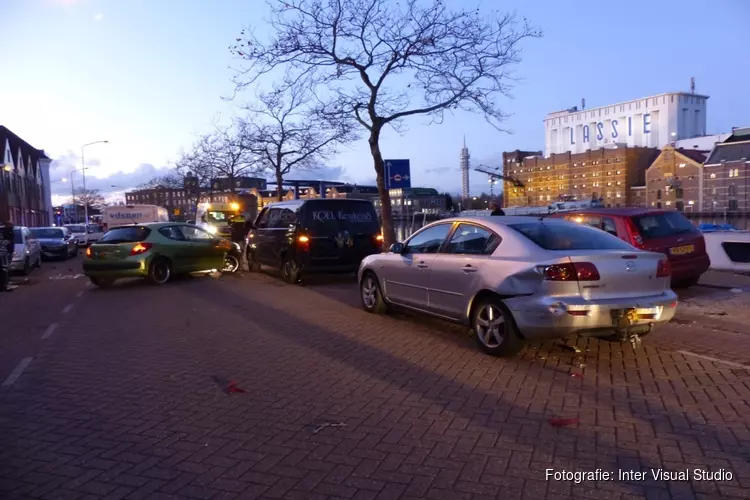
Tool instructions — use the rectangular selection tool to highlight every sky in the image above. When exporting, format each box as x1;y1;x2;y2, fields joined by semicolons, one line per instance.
1;0;749;206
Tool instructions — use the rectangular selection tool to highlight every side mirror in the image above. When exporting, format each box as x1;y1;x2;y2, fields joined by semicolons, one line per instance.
390;242;404;254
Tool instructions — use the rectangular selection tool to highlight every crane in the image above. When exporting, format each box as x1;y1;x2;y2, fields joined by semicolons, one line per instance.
474;165;525;188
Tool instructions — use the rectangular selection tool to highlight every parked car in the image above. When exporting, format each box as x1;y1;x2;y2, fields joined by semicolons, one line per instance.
30;227;78;260
4;226;43;275
64;224;91;247
548;208;709;287
246;198;383;284
82;222;232;287
357;216;678;357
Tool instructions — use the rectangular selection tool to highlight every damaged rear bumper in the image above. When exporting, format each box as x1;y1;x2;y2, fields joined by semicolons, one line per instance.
504;291;679;340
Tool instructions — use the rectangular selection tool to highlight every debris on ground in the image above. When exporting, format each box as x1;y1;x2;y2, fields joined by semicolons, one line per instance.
308;421;347;435
548;417;578;427
227;380;246;393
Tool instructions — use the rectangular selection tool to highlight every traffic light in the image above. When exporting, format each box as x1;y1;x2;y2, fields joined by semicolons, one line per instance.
173;208;180;215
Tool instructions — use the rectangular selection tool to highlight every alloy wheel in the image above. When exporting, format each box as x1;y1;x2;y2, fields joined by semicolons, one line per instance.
361;276;378;309
153;262;171;284
475;304;506;348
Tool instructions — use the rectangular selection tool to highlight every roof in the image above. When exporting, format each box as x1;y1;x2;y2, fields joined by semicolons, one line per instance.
724;127;750;143
704;141;750;165
676;148;710;163
0;125;49;167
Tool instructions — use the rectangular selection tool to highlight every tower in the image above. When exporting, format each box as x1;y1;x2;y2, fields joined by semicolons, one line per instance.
460;136;470;200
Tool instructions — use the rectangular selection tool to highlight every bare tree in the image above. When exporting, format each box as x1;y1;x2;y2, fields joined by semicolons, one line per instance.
241;76;355;201
71;188;106;211
197;123;258;194
230;0;540;245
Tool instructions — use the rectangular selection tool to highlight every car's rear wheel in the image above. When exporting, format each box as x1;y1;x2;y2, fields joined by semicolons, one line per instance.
471;297;524;357
147;258;172;285
89;276;115;288
281;256;301;284
222;254;240;273
360;272;388;314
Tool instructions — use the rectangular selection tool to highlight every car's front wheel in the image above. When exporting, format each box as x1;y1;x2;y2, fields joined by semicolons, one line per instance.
471;297;524;357
281;256;301;284
147;258;172;285
21;257;31;276
246;250;260;272
360;271;388;314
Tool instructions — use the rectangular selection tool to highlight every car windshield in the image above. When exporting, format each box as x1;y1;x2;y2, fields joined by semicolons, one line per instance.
99;226;151;244
66;225;86;233
206;211;232;224
632;212;698;240
302;200;380;235
31;228;64;239
509;222;633;251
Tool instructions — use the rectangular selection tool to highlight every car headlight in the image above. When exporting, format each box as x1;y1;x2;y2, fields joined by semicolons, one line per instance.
12;251;22;260
206;225;218;234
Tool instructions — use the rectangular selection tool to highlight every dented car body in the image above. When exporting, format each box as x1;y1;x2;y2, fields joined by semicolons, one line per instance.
358;216;678;356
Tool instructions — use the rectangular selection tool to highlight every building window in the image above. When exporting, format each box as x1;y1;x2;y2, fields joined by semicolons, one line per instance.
710;173;716;179
729;184;737;197
657;189;662;200
729;199;739;210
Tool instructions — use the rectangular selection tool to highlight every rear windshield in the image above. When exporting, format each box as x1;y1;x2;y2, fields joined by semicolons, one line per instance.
509;222;633;251
65;225;86;233
31;228;64;239
99;226;151;244
632;212;698;240
302;200;379;235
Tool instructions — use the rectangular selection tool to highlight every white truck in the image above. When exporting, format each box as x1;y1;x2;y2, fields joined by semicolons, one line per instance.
101;205;169;232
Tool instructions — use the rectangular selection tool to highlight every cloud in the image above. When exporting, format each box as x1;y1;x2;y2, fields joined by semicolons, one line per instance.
93;13;103;21
48;0;83;6
48;151;172;202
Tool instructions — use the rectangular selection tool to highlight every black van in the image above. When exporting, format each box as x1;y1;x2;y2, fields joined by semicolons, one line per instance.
246;198;383;283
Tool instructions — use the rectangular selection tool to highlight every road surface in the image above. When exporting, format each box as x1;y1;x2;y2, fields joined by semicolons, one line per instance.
1;263;748;499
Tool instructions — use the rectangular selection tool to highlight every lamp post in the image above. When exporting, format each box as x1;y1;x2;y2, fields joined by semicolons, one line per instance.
81;140;108;225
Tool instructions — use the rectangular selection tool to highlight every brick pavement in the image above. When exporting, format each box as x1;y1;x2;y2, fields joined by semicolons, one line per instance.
0;271;748;499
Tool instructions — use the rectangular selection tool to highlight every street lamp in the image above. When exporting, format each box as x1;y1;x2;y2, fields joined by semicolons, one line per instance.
81;140;108;225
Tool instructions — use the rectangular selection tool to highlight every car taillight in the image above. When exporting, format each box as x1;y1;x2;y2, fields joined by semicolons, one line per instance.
543;262;600;282
656;258;671;278
374;233;384;246
297;234;310;251
130;242;152;256
85;247;92;258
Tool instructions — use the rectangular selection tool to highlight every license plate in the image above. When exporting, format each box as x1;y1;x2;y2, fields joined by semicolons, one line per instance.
669;244;694;256
96;252;109;259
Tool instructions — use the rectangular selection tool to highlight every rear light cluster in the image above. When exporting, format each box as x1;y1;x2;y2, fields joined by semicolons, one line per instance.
85;247;92;258
543;262;600;282
297;234;310;251
625;218;645;249
130;242;152;256
656;258;671;278
374;233;384;247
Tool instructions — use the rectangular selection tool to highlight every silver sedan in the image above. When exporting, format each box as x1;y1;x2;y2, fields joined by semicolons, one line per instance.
358;216;678;357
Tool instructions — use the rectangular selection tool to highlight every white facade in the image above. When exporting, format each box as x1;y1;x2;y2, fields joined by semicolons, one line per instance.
544;92;709;156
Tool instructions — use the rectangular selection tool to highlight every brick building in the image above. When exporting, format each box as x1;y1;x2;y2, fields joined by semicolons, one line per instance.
644;146;709;211
702;128;750;212
502;146;660;208
0;126;53;226
125;186;194;216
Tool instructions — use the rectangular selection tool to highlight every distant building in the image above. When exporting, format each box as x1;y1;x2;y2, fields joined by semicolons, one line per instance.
209;176;266;192
326;184;379;200
125;186;193;217
379;187;447;217
702;127;750;212
644;146;709;211
544;90;709;156
502;146;660;208
0;125;53;226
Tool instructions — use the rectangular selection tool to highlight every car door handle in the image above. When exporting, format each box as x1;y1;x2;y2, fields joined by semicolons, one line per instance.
416;261;428;269
462;265;477;273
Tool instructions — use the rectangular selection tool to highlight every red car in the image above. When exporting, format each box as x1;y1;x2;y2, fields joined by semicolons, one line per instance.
549;208;710;287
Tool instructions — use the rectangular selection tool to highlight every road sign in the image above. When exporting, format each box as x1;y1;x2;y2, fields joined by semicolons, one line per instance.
384;159;411;189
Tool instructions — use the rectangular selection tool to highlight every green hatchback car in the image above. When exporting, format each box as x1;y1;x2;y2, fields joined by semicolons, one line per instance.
83;222;232;287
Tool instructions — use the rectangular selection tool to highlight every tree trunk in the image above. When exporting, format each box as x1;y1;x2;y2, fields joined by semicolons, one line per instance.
275;167;284;201
369;126;396;248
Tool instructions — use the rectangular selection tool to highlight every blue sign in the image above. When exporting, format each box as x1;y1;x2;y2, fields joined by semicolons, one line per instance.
570;113;651;145
385;159;411;189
